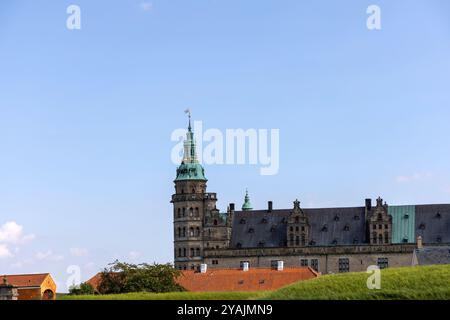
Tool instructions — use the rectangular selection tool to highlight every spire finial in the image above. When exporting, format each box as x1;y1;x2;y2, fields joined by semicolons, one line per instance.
242;188;253;211
184;108;192;131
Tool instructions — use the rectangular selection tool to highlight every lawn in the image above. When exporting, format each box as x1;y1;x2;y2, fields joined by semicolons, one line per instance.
59;265;450;300
262;264;450;300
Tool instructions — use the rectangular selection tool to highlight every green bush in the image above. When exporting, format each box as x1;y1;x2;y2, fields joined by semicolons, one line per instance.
97;260;184;294
69;282;95;295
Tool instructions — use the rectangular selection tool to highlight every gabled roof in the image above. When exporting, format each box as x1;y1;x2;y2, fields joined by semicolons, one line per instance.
176;267;318;292
3;273;50;288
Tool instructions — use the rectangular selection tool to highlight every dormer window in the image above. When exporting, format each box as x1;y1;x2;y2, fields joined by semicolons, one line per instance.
404;214;409;219
353;238;358;244
332;239;338;245
343;225;350;231
402;238;408;243
236;242;242;248
354;215;360;221
261;218;268;224
248;228;254;234
419;223;426;230
270;225;276;232
436;212;442;219
437;236;442;243
258;241;265;247
309;240;316;246
240;218;246;224
321;225;328;232
334;215;340;221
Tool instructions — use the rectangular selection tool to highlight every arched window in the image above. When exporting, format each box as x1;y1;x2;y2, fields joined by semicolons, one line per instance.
177;208;181;218
192;188;195;193
182;227;186;237
190;248;194;257
295;216;299;223
384;232;389;244
295;236;300;246
189;227;194;237
196;248;200;256
290;234;294;242
290;226;293;232
196;227;200;237
182;208;186;217
213;219;218;226
372;232;377;244
295;226;299;232
178;248;182;257
177;227;181;237
301;234;306;246
183;248;186;257
378;213;382;220
195;208;199;217
378;234;383;244
189;208;193;216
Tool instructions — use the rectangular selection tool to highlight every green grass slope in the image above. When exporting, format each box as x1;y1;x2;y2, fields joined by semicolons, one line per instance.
60;291;265;300
262;265;450;300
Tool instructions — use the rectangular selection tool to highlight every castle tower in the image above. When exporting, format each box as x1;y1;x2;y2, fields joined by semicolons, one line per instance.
171;112;218;271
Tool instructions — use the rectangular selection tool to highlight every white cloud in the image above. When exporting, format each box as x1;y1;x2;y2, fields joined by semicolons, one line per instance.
129;251;141;260
35;250;64;262
0;221;35;244
140;2;153;11
70;247;89;257
0;244;12;258
396;172;433;183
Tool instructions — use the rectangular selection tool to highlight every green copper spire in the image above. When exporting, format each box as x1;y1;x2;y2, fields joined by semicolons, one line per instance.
242;189;253;211
175;111;207;182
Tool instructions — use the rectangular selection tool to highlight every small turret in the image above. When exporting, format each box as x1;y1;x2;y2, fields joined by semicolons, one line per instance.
242;189;253;211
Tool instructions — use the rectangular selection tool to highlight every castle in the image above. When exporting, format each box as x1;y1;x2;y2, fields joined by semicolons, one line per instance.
172;117;450;274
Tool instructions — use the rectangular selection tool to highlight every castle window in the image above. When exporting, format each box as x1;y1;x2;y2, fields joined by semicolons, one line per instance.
334;215;339;221
378;214;382;220
183;248;186;257
240;218;246;224
338;258;349;273
300;259;308;267
290;234;294;242
436;212;442;219
354;215;360;221
190;248;194;257
301;234;306;246
240;261;249;269
178;248;181;257
182;227;186;237
332;239;338;245
295;236;300;246
404;214;409;219
212;260;218;265
301;226;305;232
196;227;200;237
182;208;186;217
290;226;294;232
419;223;426;230
377;257;388;269
384;224;388;229
189;227;194;237
402;237;408;243
259;279;265;284
378;224;382;229
437;236;442;243
189;208;193;216
248;228;254;233
195;208;199;217
321;225;328;232
214;219;218;226
311;259;319;272
309;240;316;246
270;225;276;232
372;232;377;244
343;225;350;231
196;248;200;256
261;218;268;224
373;224;376;230
258;241;265;248
353;238;358;244
295;226;299;232
384;232;389;244
378;234;383;244
295;216;299;223
236;243;242;248
192;188;195;193
177;208;181;218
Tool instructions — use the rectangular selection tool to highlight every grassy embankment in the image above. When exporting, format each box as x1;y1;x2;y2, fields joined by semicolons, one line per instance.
59;264;450;300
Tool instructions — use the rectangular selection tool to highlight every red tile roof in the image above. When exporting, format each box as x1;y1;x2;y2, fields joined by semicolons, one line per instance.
176;267;319;292
3;273;50;288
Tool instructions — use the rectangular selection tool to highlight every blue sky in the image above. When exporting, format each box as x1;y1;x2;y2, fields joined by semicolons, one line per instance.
0;0;449;291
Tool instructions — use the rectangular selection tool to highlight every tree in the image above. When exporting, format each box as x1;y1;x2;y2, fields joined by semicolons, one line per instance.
69;282;95;295
97;260;184;294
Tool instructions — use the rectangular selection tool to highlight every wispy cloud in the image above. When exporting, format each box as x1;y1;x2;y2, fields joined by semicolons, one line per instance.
140;2;153;12
0;221;35;259
70;247;89;257
396;172;433;183
35;250;64;262
0;244;12;258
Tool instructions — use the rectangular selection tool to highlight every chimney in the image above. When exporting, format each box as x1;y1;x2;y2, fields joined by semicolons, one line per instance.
277;260;284;271
229;203;235;212
242;262;249;272
268;201;273;212
200;264;207;273
417;236;423;249
365;198;372;211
